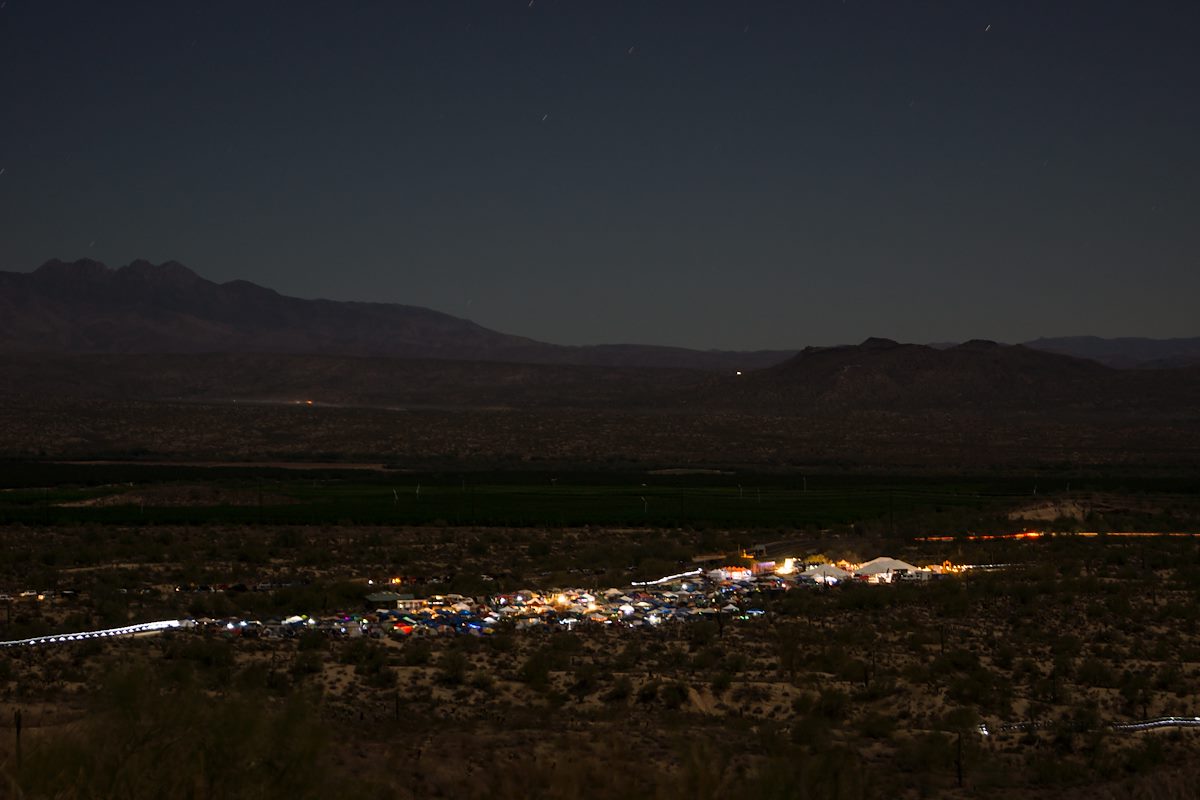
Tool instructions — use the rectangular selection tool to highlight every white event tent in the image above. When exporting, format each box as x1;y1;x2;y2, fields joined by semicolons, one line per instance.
803;563;851;584
855;556;926;582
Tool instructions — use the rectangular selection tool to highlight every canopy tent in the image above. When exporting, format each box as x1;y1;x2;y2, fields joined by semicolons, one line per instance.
856;557;920;576
804;563;851;584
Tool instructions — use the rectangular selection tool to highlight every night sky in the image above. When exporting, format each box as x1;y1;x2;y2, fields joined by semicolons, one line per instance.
2;1;1197;349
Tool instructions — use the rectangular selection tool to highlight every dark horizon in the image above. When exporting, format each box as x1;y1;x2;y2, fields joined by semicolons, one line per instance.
8;255;1200;356
2;1;1198;349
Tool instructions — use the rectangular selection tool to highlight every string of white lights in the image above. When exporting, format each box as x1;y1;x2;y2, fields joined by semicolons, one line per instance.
0;619;183;648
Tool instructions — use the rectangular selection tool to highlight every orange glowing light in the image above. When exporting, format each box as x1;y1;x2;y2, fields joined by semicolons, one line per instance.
966;530;1045;541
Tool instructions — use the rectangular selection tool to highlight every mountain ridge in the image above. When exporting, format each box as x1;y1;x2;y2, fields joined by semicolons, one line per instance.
4;259;1197;371
0;259;792;371
1023;335;1200;369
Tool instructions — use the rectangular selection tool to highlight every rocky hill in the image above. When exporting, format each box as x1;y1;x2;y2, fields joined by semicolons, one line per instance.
693;338;1200;414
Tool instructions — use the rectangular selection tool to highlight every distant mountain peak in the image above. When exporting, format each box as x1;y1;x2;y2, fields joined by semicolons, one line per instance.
954;339;1003;351
119;259;204;285
32;258;205;285
859;337;901;349
34;257;111;279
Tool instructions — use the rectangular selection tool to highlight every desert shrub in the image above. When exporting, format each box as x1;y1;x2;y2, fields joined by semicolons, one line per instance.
297;629;327;651
791;715;832;749
749;745;868;800
485;628;517;653
435;649;468;686
519;650;553;690
857;711;896;740
658;645;689;670
659;681;690;710
400;639;432;666
939;706;980;731
732;684;771;704
1122;738;1166;774
792;692;816;715
11;666;340;799
603;676;632;703
896;732;954;774
568;663;600;698
815;689;850;722
548;633;581;655
687;620;719;647
947;668;1009;712
1075;657;1116;688
612;640;642;670
291;650;323;677
165;638;235;672
637;680;660;704
343;640;394;688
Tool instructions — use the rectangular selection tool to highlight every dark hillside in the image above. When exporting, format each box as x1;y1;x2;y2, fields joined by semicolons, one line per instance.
695;338;1200;414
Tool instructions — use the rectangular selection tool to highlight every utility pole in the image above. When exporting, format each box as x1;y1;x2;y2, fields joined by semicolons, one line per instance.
14;709;21;770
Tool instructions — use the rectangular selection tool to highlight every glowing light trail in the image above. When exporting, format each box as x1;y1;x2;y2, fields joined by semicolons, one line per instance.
0;619;184;648
630;568;703;587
